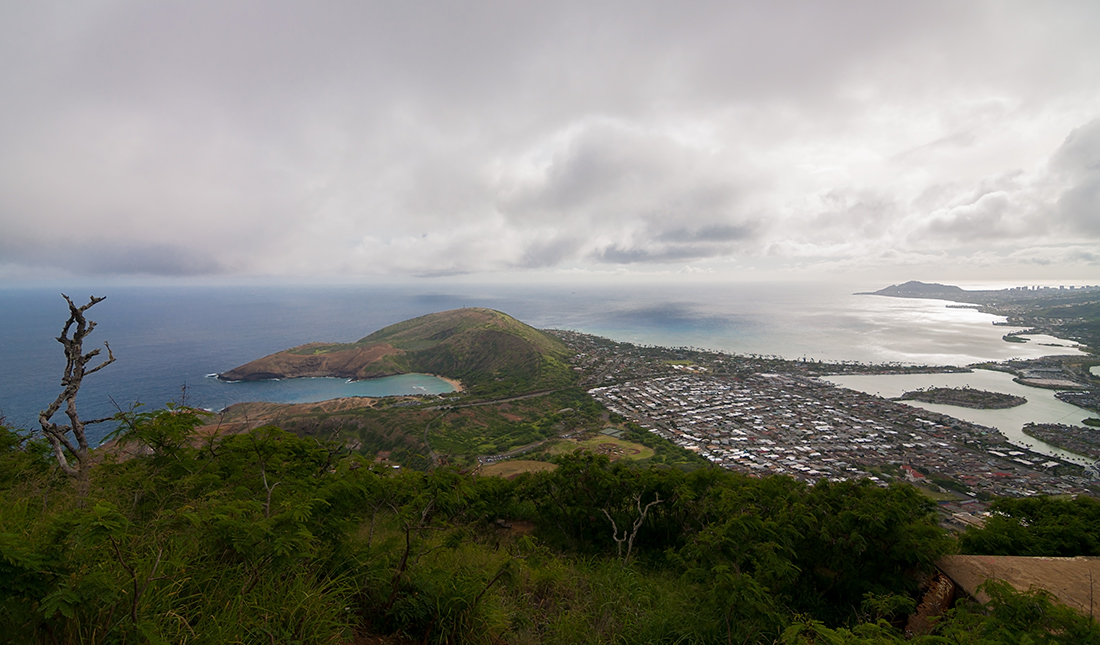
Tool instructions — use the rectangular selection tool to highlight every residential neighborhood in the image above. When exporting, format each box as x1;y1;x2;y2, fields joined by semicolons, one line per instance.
550;329;1100;528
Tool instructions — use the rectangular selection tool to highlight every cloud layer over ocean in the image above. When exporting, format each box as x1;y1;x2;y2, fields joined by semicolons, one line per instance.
1;1;1098;281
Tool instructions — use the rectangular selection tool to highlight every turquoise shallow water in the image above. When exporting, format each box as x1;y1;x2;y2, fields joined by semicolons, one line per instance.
1;282;1086;445
211;373;455;406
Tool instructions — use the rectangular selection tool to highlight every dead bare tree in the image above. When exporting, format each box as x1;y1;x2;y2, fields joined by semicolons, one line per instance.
602;491;662;566
38;294;115;478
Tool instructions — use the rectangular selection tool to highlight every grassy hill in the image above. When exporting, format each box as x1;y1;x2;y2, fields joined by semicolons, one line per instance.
218;308;575;396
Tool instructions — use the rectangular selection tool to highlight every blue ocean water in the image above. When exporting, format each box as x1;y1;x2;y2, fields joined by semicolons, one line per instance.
0;282;1082;445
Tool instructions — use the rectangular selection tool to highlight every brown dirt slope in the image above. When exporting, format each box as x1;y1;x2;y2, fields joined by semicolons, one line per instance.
937;554;1100;616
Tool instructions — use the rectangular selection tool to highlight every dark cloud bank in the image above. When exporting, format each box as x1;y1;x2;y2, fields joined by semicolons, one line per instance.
1;1;1098;281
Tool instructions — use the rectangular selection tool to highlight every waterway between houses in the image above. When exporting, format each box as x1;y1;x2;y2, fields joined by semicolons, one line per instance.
825;369;1095;465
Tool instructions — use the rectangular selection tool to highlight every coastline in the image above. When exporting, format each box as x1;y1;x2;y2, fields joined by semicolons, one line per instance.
826;368;1096;464
6;282;1094;444
435;375;464;393
863;281;1100;356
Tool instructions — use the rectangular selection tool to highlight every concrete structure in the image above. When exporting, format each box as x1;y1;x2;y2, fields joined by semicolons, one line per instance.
937;555;1100;617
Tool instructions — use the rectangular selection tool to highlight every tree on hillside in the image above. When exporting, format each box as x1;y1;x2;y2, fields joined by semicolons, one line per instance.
37;294;115;479
958;495;1100;557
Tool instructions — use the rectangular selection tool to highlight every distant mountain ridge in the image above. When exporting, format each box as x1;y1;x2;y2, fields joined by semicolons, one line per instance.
860;280;1100;352
219;308;574;395
859;281;968;298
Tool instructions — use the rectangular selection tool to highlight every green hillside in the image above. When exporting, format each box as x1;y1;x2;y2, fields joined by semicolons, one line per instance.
6;414;1095;644
359;307;563;353
219;308;575;396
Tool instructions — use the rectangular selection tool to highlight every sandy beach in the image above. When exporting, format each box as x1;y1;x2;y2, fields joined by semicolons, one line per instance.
435;375;464;392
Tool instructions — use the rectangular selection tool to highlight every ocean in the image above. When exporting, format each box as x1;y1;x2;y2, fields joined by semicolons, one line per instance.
0;281;1086;447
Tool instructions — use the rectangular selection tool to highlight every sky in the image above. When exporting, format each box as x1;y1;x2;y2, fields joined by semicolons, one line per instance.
1;0;1098;285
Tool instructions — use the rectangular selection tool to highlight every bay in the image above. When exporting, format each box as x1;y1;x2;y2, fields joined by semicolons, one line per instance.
825;370;1094;464
0;281;1086;446
213;373;456;405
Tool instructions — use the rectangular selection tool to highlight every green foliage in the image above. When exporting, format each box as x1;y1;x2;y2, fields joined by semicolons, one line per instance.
790;480;952;621
0;425;56;489
0;410;376;643
522;453;951;627
959;495;1100;557
618;422;711;469
930;579;1100;644
107;403;212;463
779;579;1100;644
273;386;606;466
359;308;576;396
0;407;1093;644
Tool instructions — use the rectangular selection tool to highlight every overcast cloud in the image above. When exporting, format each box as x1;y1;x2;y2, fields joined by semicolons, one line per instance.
1;0;1098;283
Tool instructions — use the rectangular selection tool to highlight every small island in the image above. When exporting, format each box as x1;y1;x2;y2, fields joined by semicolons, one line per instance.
895;386;1026;409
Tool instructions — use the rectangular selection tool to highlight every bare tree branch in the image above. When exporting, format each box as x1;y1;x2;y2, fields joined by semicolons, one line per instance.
603;492;662;565
625;492;662;565
38;294;115;478
249;432;282;518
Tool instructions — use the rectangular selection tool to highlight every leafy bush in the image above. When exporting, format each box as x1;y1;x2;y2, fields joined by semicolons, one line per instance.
959;495;1100;557
0;408;1090;644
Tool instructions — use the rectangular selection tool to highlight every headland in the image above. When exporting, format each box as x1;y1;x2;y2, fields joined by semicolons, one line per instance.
219;307;572;397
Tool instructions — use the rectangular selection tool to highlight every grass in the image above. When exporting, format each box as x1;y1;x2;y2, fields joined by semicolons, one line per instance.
548;435;655;461
479;460;558;478
430;408;561;457
247;388;605;468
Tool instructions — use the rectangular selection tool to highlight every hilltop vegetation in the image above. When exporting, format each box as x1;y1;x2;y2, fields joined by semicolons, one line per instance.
8;298;1100;643
4;413;1098;644
207;386;706;472
958;495;1100;557
219;308;576;397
